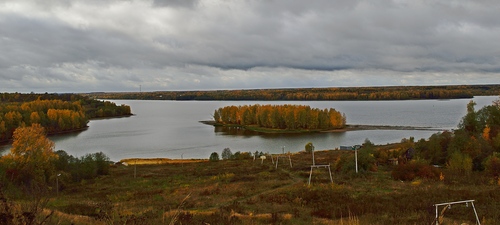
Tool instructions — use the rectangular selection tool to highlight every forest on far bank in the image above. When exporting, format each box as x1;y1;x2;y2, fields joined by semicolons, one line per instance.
86;84;500;101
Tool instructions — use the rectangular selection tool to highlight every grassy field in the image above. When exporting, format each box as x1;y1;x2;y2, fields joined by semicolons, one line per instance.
37;148;500;224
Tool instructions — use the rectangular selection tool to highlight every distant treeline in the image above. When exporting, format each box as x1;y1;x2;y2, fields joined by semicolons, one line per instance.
214;104;346;130
0;93;132;142
86;84;500;101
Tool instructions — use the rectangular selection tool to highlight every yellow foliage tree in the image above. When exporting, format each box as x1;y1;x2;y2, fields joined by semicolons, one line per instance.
30;111;41;124
1;123;58;187
483;126;491;141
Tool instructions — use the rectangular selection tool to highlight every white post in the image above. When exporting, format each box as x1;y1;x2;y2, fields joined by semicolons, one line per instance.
328;165;333;183
355;147;358;173
312;145;315;166
471;202;481;225
435;204;439;225
308;167;313;185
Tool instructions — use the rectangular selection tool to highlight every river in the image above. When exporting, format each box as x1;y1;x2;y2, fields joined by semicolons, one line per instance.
1;96;498;161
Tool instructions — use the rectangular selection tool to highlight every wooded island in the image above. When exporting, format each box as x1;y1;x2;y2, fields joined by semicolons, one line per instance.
212;104;346;132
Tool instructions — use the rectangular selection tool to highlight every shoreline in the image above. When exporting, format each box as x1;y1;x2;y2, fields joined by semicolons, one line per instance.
334;124;447;132
200;120;447;133
0;115;133;147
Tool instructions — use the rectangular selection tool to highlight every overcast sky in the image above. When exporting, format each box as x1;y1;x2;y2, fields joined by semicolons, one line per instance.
1;0;499;93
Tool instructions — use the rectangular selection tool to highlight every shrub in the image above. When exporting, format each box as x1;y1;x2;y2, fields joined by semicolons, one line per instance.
334;153;354;173
222;148;232;160
209;152;220;162
447;151;473;174
232;151;252;160
391;160;440;181
76;152;110;180
305;142;314;153
93;152;110;176
357;147;376;172
484;154;500;178
55;151;111;182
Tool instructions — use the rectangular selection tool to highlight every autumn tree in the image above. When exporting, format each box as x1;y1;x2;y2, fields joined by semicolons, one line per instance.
459;100;479;135
447;151;473;174
484;153;500;178
213;110;221;123
305;142;314;153
221;148;233;160
209;152;220;162
1;124;58;187
357;139;377;171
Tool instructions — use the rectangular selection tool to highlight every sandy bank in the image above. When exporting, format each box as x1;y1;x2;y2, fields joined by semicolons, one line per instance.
120;158;207;165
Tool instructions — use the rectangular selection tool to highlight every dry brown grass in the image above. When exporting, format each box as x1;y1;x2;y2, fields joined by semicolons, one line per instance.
42;209;103;225
27;146;500;224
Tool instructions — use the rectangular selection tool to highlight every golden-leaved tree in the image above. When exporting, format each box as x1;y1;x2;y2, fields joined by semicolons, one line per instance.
1;123;58;187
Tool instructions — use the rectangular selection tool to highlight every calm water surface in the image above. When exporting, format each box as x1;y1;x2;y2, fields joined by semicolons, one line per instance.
1;96;498;161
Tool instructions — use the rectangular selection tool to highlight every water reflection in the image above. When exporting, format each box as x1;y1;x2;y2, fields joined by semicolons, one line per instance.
214;126;260;136
213;124;351;142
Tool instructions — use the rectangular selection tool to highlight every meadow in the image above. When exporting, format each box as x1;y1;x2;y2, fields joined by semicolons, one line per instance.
34;147;500;225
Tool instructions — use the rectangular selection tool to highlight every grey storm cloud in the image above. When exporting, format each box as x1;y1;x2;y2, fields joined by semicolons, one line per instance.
0;0;499;93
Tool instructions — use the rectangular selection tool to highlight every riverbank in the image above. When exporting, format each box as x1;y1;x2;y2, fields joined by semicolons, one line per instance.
338;124;446;132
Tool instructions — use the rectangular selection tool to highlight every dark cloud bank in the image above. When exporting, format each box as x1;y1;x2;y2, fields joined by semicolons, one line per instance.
0;0;499;93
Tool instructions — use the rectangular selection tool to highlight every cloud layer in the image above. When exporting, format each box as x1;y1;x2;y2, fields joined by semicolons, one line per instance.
1;0;499;92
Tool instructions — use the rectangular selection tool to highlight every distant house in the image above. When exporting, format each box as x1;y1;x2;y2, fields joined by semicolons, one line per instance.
340;146;352;150
388;158;399;165
400;147;415;164
340;145;361;151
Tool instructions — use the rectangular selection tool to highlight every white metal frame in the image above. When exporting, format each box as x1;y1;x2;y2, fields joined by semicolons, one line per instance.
308;164;333;185
433;200;480;225
275;154;293;169
308;145;333;185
